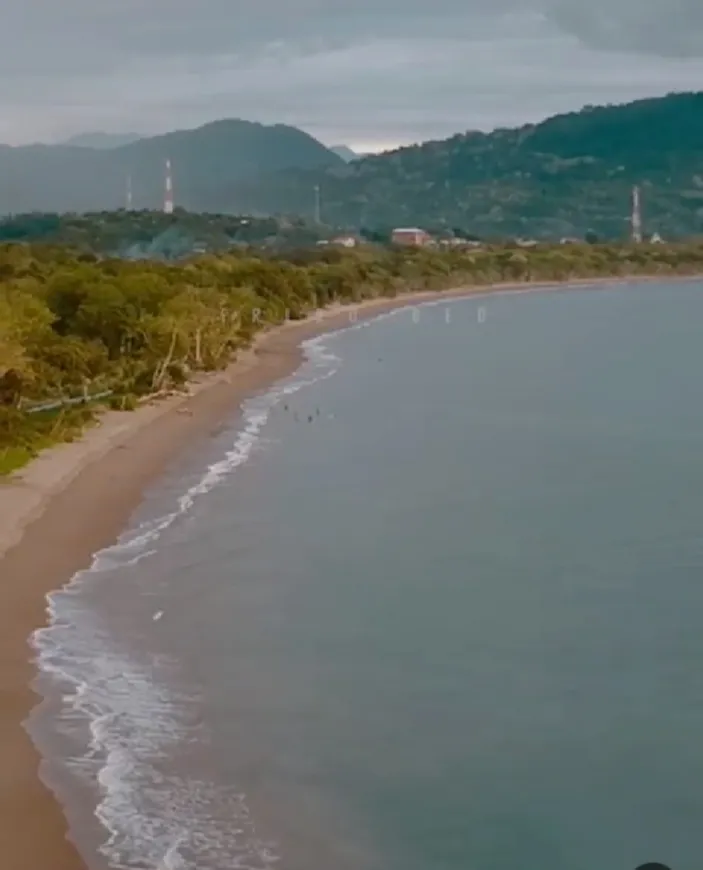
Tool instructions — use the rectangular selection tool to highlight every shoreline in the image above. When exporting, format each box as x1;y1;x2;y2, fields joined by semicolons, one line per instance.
0;273;699;869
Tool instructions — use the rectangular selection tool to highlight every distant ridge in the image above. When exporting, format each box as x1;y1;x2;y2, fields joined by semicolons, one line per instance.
61;132;143;149
1;119;343;214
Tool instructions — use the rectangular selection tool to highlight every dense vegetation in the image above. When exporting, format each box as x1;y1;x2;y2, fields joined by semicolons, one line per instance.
228;92;703;240
0;211;327;257
2;239;703;474
0;119;341;214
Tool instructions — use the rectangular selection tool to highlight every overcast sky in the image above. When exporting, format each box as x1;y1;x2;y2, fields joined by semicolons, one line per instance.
3;0;703;151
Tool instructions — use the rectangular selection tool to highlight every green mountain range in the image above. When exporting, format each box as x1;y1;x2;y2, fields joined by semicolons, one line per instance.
228;91;703;240
4;92;703;240
0;120;342;215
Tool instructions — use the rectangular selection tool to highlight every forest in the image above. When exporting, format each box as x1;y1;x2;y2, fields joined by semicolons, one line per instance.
2;240;703;474
0;210;324;256
228;92;703;239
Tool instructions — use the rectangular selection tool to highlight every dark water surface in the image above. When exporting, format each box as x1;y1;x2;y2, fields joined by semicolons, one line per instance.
31;281;703;870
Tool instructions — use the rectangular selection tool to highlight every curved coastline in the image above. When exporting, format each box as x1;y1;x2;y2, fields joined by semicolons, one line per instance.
0;274;700;869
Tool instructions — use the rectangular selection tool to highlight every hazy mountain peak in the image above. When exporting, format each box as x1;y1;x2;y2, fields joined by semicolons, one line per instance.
330;145;358;162
1;118;343;214
62;132;143;149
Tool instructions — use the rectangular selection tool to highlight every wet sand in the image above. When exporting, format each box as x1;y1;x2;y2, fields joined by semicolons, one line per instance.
0;276;698;869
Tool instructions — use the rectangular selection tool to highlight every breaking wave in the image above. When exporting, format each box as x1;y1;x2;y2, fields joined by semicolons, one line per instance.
29;330;349;869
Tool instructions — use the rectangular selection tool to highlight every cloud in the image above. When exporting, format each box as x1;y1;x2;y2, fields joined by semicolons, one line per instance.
6;0;702;64
1;1;703;147
546;0;703;57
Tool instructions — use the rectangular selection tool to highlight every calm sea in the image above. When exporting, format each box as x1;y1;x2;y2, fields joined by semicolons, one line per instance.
29;280;703;870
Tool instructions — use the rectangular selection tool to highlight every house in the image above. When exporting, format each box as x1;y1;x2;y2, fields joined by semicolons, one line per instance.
391;227;432;247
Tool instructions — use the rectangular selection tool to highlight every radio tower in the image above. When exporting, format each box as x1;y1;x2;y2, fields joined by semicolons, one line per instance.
164;159;174;214
125;173;133;210
631;184;642;243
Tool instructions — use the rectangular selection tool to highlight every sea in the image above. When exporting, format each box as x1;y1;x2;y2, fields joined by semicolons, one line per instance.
27;279;703;870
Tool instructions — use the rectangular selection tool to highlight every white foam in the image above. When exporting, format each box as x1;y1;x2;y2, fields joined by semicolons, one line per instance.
79;336;343;575
28;300;482;868
30;334;347;869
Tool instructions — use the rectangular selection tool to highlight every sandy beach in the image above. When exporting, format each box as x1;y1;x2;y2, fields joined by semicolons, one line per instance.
0;285;476;870
0;275;698;869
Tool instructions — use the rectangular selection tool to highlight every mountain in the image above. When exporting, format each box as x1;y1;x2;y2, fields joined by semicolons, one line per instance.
61;132;143;149
330;145;359;162
0;120;343;214
226;92;703;240
8;95;703;239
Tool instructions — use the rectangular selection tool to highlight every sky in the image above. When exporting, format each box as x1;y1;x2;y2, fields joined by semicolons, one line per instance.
2;0;703;152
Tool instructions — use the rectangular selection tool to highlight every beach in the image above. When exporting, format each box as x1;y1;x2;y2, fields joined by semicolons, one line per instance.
0;283;500;870
0;274;699;870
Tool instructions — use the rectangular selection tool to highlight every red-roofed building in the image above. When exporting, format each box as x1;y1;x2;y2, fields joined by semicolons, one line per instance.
391;227;432;247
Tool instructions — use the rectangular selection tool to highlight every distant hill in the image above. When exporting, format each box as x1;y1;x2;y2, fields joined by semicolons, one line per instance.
61;132;143;149
0;120;343;214
226;92;703;240
330;145;359;162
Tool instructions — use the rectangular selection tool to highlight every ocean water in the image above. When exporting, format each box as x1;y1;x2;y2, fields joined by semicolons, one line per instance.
28;280;703;870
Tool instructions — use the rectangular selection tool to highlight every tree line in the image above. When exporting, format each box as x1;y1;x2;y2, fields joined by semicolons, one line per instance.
0;210;322;255
2;240;703;473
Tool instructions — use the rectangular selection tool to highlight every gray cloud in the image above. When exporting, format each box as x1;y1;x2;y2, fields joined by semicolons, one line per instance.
2;1;703;147
547;0;703;57
6;0;703;65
